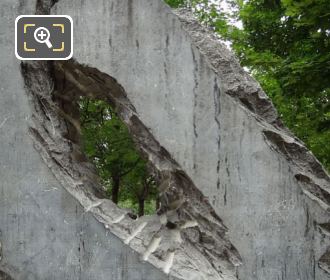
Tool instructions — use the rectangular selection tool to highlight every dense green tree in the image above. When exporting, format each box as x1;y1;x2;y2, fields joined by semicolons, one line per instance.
79;98;158;216
166;0;330;171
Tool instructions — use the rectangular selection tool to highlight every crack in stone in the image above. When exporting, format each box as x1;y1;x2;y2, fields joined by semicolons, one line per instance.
319;249;330;275
262;130;330;212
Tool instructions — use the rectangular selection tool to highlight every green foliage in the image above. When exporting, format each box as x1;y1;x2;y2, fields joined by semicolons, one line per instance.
79;98;158;215
167;0;330;172
229;0;330;172
165;0;186;8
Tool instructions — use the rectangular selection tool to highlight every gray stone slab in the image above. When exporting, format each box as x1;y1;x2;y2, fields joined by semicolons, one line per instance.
0;1;173;279
52;0;330;279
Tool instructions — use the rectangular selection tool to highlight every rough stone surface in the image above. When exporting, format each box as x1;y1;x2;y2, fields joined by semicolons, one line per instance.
50;0;330;280
0;0;329;280
20;57;241;280
0;1;174;280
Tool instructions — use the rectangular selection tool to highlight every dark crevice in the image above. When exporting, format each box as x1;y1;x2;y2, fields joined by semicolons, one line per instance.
263;130;328;180
0;271;14;280
295;173;330;210
318;223;330;236
319;249;330;275
262;129;330;211
36;0;53;14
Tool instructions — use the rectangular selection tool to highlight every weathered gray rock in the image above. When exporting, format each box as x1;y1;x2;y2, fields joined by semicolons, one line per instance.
0;1;174;280
51;0;330;279
1;0;329;279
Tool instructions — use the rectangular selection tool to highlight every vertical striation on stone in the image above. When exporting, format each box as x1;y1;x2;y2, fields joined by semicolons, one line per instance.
0;1;174;280
1;0;329;279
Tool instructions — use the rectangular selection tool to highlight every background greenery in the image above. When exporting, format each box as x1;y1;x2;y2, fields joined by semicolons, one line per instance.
79;99;158;216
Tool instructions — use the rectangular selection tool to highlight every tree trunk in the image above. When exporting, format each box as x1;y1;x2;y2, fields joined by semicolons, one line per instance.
156;197;160;211
138;198;145;217
111;176;120;204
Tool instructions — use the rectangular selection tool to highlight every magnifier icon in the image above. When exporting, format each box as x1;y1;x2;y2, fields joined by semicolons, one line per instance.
34;27;53;49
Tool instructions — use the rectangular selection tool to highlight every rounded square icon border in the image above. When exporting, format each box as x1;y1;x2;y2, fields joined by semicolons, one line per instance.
15;15;73;61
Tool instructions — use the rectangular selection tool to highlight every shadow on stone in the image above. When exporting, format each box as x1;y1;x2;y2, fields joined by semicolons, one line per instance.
0;271;14;280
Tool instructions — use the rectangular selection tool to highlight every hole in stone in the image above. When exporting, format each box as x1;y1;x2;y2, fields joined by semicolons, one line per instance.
22;60;241;278
78;98;159;216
